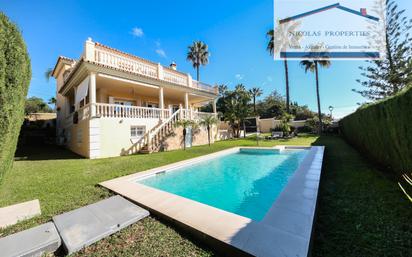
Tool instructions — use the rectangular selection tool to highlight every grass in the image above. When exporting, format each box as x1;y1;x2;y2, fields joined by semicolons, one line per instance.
312;136;412;257
1;135;411;257
0;135;316;256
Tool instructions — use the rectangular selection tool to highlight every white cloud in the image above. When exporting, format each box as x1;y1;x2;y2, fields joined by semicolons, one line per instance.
131;27;144;37
156;49;167;58
235;74;244;80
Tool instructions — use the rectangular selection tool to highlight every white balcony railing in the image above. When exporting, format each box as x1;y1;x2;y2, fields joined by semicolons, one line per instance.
94;103;170;119
163;69;187;86
74;40;218;94
94;45;158;79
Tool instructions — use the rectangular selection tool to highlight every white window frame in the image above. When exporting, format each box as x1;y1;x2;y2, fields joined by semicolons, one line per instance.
146;102;159;108
130;125;145;138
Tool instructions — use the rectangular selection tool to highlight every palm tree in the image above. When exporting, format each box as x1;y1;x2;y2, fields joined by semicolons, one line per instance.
48;97;56;105
218;84;228;97
45;68;53;81
199;115;218;146
175;119;197;150
249;87;263;114
266;20;301;114
300;59;331;134
48;97;57;111
186;41;209;81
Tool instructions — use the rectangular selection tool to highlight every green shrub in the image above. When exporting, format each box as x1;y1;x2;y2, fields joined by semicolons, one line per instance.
340;86;412;175
0;13;31;182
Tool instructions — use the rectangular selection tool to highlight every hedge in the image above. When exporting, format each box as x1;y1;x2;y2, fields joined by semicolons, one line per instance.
0;13;31;182
340;86;412;175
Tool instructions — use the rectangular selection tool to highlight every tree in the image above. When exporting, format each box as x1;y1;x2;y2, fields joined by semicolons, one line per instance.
45;68;53;81
223;84;251;138
48;97;56;110
300;58;331;134
0;12;31;181
186;41;209;81
175;119;197;150
354;0;412;100
266;20;301;113
215;84;229;114
289;103;316;120
256;90;286;118
249;87;263;114
25;97;53;114
199;115;218;146
280;113;294;136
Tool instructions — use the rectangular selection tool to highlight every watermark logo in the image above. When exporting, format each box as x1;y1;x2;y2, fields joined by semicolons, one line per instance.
273;0;386;60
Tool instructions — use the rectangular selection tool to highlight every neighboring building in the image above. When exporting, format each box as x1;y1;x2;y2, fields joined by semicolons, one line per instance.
52;38;218;158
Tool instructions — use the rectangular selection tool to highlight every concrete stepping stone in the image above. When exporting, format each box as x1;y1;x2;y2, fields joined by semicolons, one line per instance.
52;195;149;254
0;222;61;257
0;199;41;228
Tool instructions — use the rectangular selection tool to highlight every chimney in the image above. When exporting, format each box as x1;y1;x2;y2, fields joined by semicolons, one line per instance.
360;8;367;16
170;61;177;70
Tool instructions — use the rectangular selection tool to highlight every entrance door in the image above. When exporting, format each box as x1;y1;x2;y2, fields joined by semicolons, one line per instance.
172;105;180;113
114;99;134;116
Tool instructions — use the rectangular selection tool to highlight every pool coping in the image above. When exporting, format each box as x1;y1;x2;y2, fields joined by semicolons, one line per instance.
100;145;325;257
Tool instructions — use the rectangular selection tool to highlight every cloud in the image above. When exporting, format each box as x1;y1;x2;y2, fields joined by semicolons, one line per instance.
156;49;167;58
235;74;244;80
131;27;144;37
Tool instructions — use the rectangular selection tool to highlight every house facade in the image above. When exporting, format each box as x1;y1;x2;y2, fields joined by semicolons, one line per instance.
52;38;218;158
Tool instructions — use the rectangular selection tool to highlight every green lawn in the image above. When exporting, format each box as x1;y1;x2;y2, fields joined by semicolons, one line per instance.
0;135;411;257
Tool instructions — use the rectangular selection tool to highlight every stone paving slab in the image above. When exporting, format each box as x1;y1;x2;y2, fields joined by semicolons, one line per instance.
52;195;149;254
0;199;41;228
0;222;61;257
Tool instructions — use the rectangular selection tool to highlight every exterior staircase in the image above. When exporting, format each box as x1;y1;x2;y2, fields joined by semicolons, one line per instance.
139;110;181;153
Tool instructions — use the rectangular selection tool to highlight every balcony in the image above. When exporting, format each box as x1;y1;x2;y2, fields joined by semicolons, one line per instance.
68;103;216;125
65;39;218;95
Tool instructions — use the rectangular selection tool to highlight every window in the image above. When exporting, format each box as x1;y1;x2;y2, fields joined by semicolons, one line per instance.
130;126;145;138
114;99;134;106
146;102;159;108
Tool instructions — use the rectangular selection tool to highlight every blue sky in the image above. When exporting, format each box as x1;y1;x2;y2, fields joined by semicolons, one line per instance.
1;0;411;118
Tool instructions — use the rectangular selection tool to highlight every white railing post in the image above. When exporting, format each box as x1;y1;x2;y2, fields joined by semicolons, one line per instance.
187;73;192;88
89;72;96;117
159;87;164;118
84;37;95;61
157;63;164;80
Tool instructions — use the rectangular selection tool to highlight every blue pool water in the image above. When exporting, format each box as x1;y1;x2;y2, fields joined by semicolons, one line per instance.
138;148;308;221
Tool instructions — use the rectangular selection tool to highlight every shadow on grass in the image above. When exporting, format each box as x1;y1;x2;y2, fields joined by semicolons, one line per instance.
308;135;412;257
14;144;83;161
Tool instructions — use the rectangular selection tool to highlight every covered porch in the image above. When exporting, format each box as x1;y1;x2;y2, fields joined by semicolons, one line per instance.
65;72;217;122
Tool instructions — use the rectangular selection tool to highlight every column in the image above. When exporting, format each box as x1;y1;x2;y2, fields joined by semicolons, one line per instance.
212;98;217;114
159;87;164;118
184;93;189;119
157;63;164;80
184;92;189;110
84;37;95;61
89;72;96;117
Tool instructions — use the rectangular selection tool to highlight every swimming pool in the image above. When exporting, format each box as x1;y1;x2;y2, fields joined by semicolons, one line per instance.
101;146;324;257
137;148;308;220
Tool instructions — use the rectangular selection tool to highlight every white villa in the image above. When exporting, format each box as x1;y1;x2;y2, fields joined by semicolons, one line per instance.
52;38;218;158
